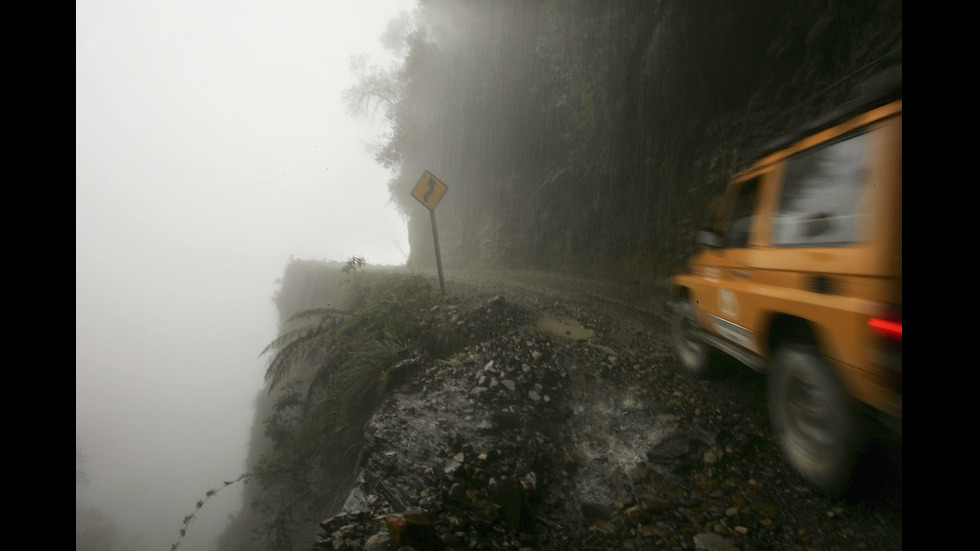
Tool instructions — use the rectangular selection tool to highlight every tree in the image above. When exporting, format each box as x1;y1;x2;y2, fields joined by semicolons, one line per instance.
76;504;120;551
76;444;121;551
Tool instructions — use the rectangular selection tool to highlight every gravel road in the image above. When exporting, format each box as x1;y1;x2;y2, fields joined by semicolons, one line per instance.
317;268;902;551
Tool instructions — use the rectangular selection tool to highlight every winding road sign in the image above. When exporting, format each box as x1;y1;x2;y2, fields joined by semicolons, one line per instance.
412;170;448;211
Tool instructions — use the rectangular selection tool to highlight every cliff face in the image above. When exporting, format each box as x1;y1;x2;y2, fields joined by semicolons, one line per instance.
220;261;464;551
393;0;902;279
218;260;356;551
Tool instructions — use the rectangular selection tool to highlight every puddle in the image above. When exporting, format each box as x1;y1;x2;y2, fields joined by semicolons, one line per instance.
535;315;594;341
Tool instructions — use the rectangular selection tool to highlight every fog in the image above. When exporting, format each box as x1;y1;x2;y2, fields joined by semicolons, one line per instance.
75;1;415;549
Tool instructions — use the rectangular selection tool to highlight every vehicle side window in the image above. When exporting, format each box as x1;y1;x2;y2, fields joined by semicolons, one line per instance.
772;128;874;247
722;178;760;249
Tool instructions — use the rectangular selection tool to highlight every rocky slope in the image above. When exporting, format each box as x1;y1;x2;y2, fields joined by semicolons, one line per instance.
312;270;902;551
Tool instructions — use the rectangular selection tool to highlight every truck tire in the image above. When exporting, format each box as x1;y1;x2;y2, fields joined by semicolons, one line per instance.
767;343;862;496
672;298;712;377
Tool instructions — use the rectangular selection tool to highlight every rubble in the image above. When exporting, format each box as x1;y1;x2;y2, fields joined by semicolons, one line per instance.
313;281;901;551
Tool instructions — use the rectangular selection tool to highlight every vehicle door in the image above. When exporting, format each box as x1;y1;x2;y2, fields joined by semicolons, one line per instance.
698;176;764;356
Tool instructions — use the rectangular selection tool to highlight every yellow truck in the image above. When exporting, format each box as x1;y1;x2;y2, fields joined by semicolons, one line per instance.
669;85;901;495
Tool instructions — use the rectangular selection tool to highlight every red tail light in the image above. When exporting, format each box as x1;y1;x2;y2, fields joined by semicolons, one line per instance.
869;312;902;342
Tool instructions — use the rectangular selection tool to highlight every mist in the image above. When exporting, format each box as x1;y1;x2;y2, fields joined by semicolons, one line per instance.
75;1;415;549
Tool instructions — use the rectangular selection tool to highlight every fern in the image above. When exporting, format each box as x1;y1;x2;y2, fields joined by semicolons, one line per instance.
243;268;453;548
259;308;345;391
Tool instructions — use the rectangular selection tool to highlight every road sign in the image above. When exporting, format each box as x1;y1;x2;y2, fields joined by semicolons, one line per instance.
412;170;448;211
411;170;448;295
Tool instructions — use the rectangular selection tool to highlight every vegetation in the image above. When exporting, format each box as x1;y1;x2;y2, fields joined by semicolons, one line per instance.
346;0;901;278
77;445;147;551
170;474;250;551
216;259;459;550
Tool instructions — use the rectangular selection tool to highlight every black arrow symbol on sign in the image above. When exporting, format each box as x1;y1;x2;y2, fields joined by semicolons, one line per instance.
423;180;436;203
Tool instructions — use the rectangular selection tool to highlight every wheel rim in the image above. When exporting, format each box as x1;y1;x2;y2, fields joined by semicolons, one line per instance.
676;304;704;368
784;362;837;461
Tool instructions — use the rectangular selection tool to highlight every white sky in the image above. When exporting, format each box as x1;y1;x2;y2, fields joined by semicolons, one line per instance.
76;1;415;549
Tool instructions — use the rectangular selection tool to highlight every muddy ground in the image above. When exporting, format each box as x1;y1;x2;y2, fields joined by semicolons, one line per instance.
315;269;902;551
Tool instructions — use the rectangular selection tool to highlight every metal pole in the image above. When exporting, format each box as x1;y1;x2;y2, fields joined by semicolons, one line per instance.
430;209;445;296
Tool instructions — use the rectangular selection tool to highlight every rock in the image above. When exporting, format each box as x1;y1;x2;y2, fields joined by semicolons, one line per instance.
364;532;391;551
591;520;619;536
623;504;649;524
384;512;445;550
342;482;371;514
581;501;611;521
703;445;724;465
694;532;739;551
490;475;533;530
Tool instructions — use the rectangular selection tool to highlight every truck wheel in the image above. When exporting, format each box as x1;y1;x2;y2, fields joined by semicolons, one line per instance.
673;298;712;376
767;344;861;496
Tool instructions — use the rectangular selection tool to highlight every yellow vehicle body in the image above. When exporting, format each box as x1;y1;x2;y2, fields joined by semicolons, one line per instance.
670;97;901;494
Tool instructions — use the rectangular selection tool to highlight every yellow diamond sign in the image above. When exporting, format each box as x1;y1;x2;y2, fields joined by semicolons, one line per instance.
412;170;448;211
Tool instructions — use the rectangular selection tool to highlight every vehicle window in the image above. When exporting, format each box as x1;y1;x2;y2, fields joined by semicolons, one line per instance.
771;128;874;247
722;178;760;249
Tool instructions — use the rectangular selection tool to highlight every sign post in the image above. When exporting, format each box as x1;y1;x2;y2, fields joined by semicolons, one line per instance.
411;170;449;295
